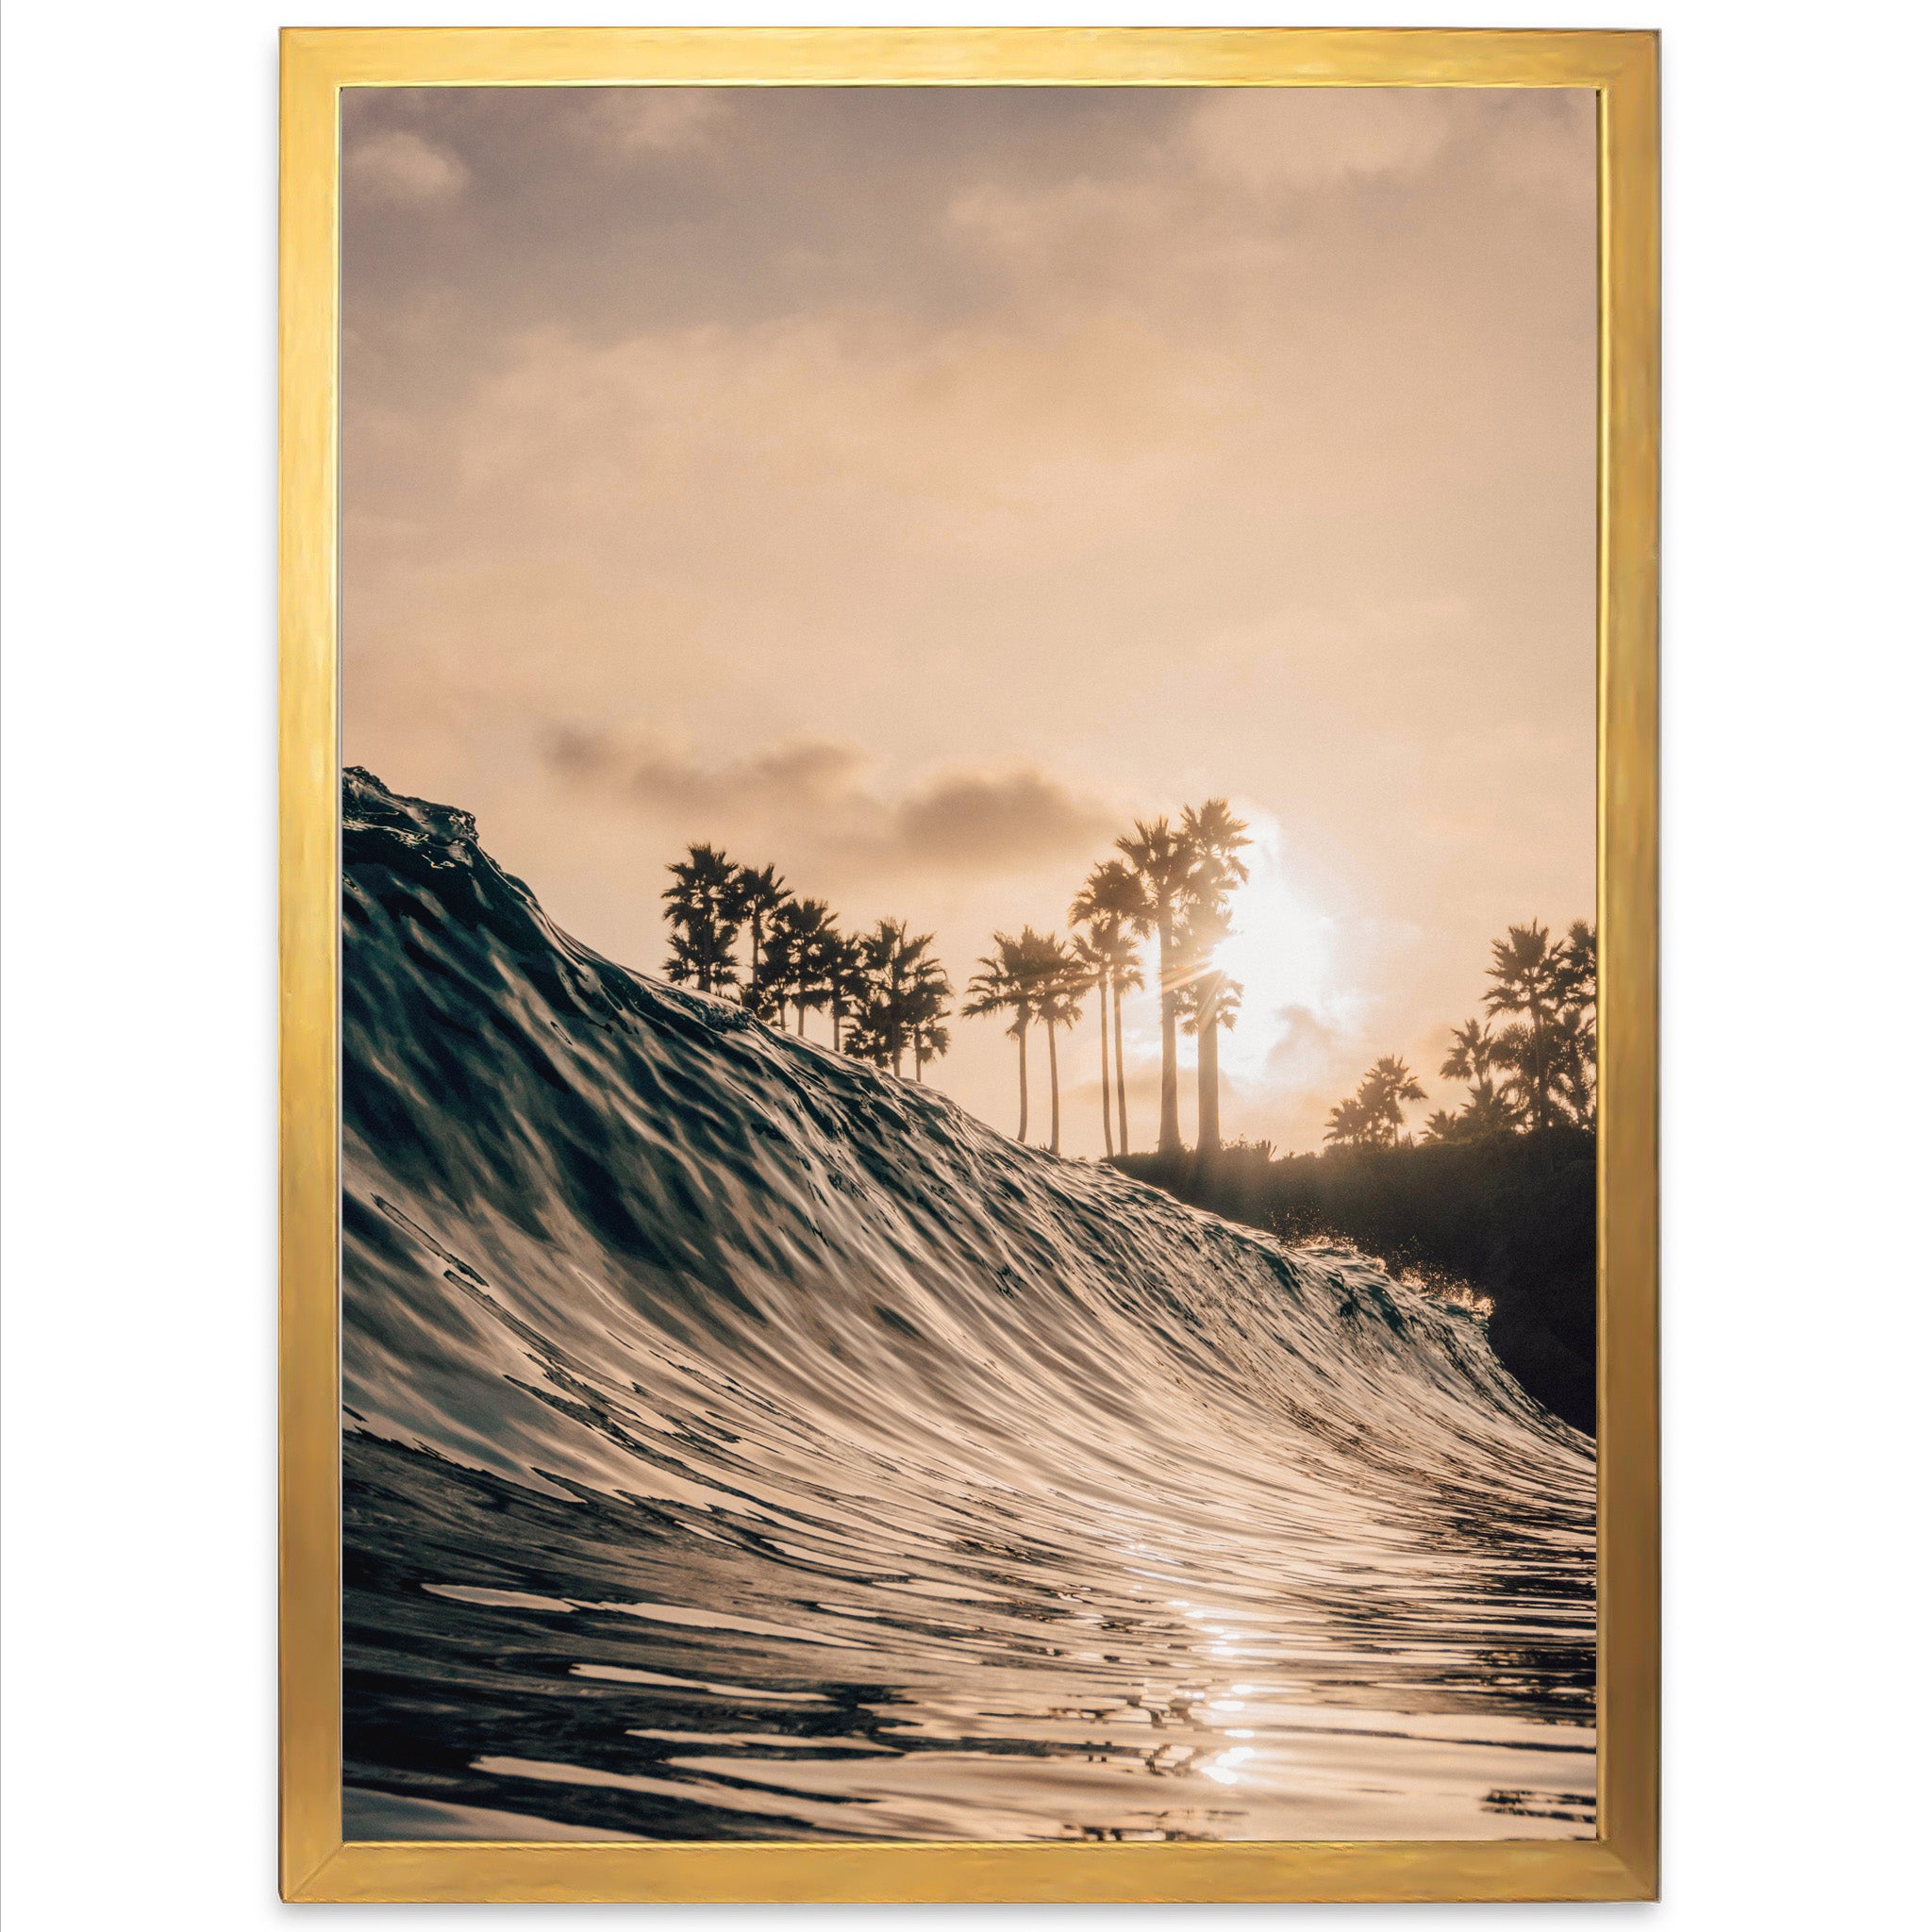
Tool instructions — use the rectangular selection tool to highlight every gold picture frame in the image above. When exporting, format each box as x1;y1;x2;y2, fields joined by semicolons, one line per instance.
280;25;1657;1903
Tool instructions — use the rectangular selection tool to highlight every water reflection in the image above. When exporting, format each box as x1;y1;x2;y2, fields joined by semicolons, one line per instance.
344;1419;1593;1843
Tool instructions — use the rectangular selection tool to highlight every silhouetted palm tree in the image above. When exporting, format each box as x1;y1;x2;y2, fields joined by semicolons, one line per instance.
824;930;864;1052
768;895;835;1035
1104;940;1144;1156
911;1018;951;1082
1423;1086;1521;1143
1178;932;1242;1145
1028;933;1086;1157
1554;920;1598;1125
1114;817;1198;1155
1069;933;1113;1154
1070;858;1146;1157
802;908;848;1041
1462;1086;1524;1138
661;843;743;996
1547;1005;1596;1128
1177;800;1251;1157
1324;1095;1374;1149
964;928;1051;1142
1340;1054;1426;1149
843;920;951;1078
732;861;791;1020
1441;1017;1501;1102
1556;919;1597;1007
1485;921;1565;1134
892;930;954;1081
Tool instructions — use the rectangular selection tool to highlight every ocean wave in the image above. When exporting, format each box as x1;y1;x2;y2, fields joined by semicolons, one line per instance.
341;765;1595;1843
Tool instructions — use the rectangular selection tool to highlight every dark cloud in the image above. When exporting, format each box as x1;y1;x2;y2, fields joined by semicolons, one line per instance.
893;770;1112;868
551;729;864;813
549;727;1111;876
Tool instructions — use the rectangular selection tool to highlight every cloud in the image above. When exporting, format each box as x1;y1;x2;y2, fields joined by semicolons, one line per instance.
549;729;1113;877
1191;89;1463;192
586;88;728;154
346;128;471;208
1263;1002;1355;1088
1188;87;1593;204
551;730;864;814
892;770;1114;869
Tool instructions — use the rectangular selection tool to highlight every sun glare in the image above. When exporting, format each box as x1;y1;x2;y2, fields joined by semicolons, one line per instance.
1212;816;1336;1079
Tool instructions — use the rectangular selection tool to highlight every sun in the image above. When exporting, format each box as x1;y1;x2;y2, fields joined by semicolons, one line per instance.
1210;816;1338;1079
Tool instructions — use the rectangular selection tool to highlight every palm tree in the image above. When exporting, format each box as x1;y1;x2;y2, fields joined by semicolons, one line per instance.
1441;1017;1502;1103
843;920;950;1078
1113;817;1198;1155
1069;933;1114;1155
1556;919;1597;1012
1424;1086;1521;1142
1355;1055;1425;1149
823;930;864;1053
965;928;1049;1141
661;842;743;996
1027;933;1086;1157
1324;1094;1374;1149
1484;921;1565;1134
1554;920;1598;1126
796;902;845;1040
767;895;835;1035
1547;1005;1596;1128
1177;936;1242;1147
1177;800;1251;1157
911;1018;951;1082
1105;939;1144;1158
1070;858;1146;1157
890;928;953;1081
1467;1084;1524;1139
731;861;791;1020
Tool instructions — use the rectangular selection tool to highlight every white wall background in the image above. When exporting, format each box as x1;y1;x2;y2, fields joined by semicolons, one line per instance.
4;1;1926;1923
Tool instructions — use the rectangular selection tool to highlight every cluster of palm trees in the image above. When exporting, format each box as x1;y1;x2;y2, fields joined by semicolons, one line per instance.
964;800;1252;1158
1324;919;1598;1150
658;799;1257;1163
660;845;951;1079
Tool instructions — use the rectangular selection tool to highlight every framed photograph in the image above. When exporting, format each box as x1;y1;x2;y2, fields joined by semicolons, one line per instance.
280;26;1657;1904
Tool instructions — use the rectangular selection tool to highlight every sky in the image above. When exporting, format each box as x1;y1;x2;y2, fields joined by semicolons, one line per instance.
341;83;1598;1158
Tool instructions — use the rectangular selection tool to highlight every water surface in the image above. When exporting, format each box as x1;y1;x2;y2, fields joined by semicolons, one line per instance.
341;768;1596;1843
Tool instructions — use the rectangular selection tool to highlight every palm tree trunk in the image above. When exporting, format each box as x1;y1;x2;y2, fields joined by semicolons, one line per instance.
1157;919;1180;1155
1016;1016;1030;1142
1533;1007;1557;1168
1097;972;1115;1158
1047;1021;1061;1156
1197;980;1221;1156
1112;978;1129;1155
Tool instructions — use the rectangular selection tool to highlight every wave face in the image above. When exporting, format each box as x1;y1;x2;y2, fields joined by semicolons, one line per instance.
341;767;1596;1844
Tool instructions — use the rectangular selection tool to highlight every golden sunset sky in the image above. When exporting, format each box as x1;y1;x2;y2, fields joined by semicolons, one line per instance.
341;83;1598;1157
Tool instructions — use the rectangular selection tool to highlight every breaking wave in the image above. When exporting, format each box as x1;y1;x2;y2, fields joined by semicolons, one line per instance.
340;766;1595;1843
